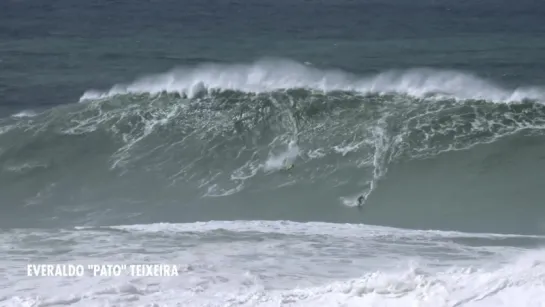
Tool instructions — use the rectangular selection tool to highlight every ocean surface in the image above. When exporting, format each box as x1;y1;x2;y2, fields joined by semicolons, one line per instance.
2;0;545;306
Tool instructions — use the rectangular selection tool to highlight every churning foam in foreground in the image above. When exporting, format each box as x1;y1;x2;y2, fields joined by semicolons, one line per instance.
7;258;545;307
184;251;545;307
80;59;545;103
3;221;545;307
174;251;545;307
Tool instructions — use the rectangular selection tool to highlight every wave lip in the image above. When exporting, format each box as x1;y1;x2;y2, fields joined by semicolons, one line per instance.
80;59;545;103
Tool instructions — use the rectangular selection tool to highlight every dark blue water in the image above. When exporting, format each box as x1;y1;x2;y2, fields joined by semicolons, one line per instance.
1;0;545;111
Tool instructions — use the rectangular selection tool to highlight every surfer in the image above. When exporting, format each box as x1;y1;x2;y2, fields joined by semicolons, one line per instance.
285;163;294;170
357;195;364;209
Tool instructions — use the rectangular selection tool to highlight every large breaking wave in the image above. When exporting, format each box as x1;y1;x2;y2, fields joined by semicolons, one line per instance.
2;59;545;233
80;59;545;102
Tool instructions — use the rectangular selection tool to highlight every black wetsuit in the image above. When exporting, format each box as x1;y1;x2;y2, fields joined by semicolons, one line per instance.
357;195;364;208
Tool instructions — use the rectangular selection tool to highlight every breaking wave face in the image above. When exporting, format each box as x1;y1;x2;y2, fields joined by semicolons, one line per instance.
2;59;545;233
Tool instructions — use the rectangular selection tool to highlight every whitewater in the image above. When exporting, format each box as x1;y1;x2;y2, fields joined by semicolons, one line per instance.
3;221;545;306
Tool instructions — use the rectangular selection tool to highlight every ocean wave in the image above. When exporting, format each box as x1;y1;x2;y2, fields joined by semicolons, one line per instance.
1;61;545;232
79;59;545;103
81;220;545;240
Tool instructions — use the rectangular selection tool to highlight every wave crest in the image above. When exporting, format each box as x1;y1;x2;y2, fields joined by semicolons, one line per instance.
80;59;545;103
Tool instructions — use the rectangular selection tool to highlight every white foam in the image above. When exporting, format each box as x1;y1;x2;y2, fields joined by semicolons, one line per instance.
11;110;38;118
79;58;545;103
93;220;545;240
179;251;545;307
198;251;545;307
263;139;300;172
3;245;545;307
3;221;545;307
